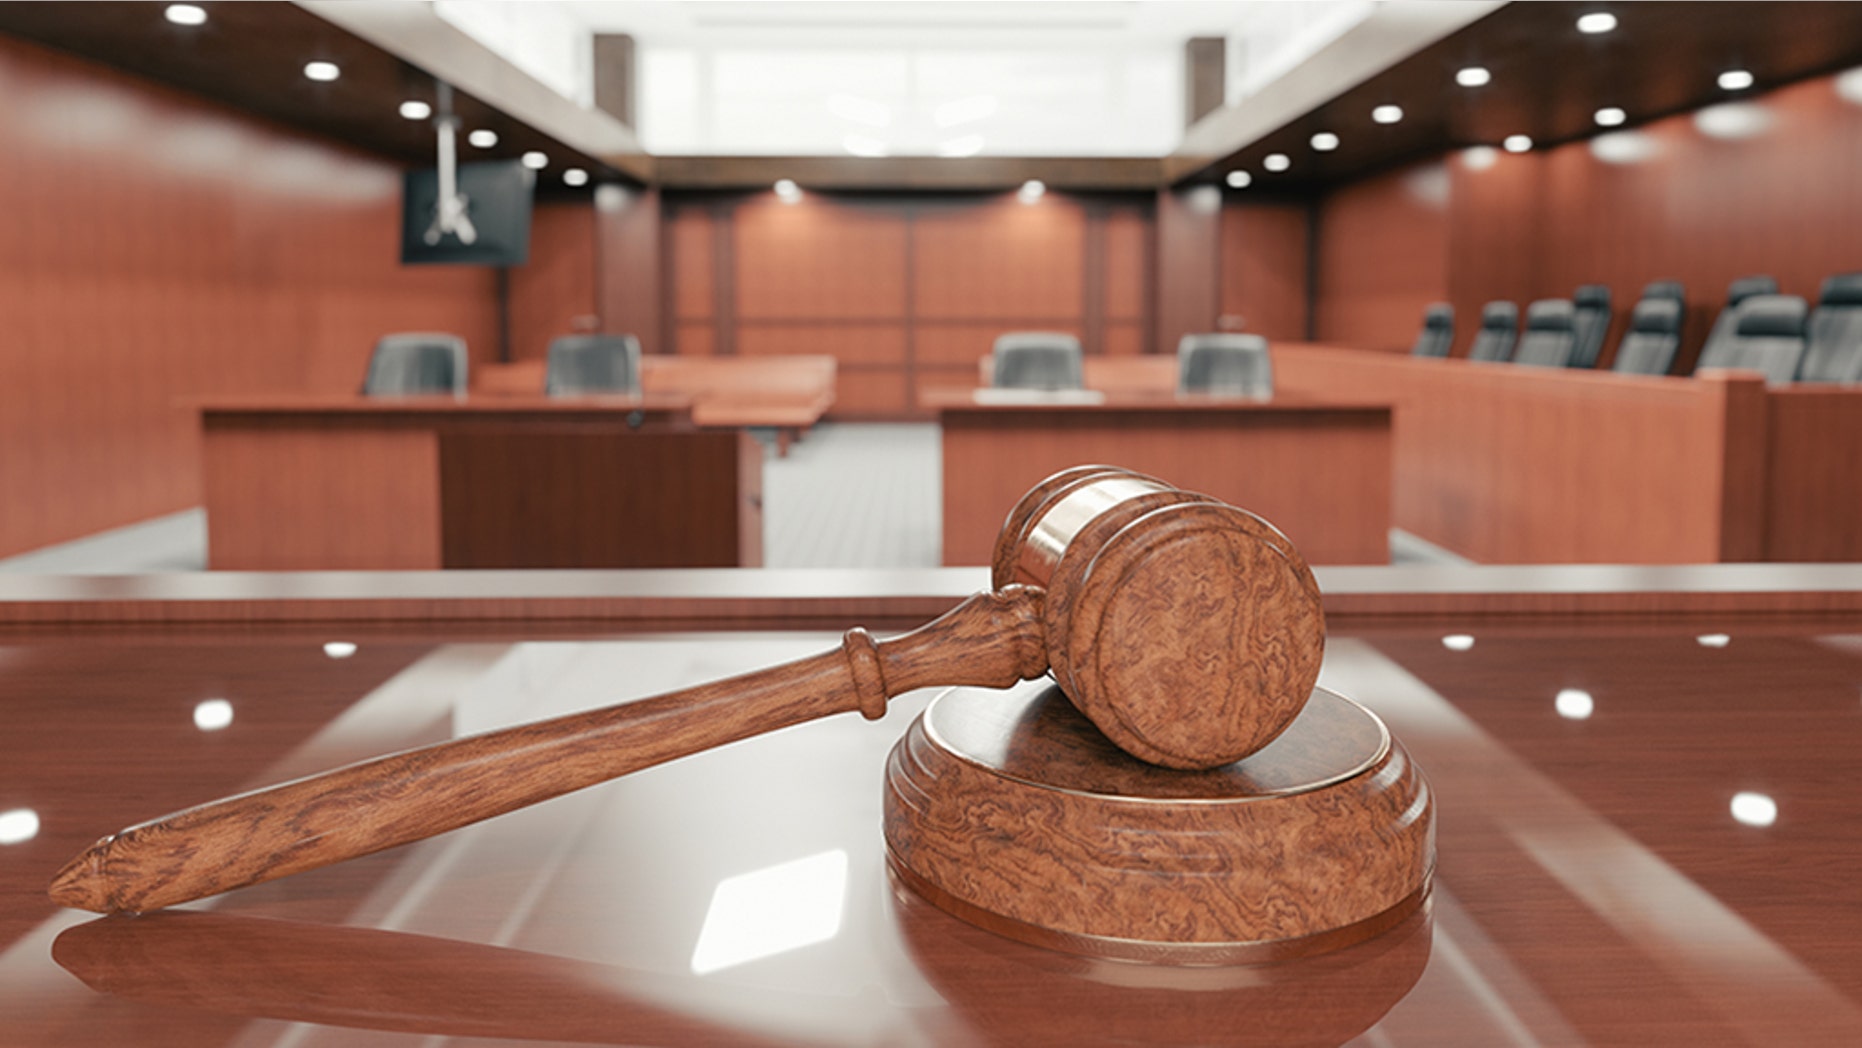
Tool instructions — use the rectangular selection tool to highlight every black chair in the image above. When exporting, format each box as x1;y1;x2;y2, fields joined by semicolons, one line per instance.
1610;298;1684;376
1569;284;1612;368
1798;273;1862;384
361;333;468;396
1410;303;1454;358
545;334;642;396
1717;294;1808;385
1695;275;1780;372
1465;301;1519;363
1177;334;1272;397
1640;280;1686;305
1511;299;1578;368
991;332;1084;390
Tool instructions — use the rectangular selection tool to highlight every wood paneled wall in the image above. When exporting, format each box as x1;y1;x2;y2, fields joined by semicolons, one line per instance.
0;36;501;558
507;202;595;361
1314;70;1862;363
666;190;1153;416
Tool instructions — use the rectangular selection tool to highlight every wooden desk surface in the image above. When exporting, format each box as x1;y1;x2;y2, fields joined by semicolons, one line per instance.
3;569;1862;1044
195;394;696;423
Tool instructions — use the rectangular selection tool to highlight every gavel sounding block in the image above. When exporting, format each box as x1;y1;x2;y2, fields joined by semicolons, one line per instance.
884;682;1434;963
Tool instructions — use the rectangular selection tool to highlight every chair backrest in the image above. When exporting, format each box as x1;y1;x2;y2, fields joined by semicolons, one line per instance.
1799;273;1862;384
1696;275;1780;371
1725;294;1808;385
1610;297;1683;376
1640;280;1686;305
1569;284;1612;368
362;333;468;396
545;334;642;395
1177;333;1272;396
1511;299;1578;368
1410;303;1454;358
1465;301;1519;362
991;332;1084;390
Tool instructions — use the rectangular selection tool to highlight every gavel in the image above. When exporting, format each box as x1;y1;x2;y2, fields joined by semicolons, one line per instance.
49;466;1325;915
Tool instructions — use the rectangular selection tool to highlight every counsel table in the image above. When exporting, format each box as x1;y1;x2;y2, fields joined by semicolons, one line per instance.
3;566;1862;1044
931;390;1393;565
198;397;762;570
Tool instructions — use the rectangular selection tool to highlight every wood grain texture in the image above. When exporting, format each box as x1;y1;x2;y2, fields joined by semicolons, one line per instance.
1273;344;1770;563
939;400;1393;566
200;400;759;571
884;684;1433;958
594;184;662;355
49;587;1050;913
0;35;499;559
1154;185;1222;356
1221;199;1313;340
913;196;1086;320
735;195;908;320
506;202;597;361
1765;387;1862;561
1313;160;1450;350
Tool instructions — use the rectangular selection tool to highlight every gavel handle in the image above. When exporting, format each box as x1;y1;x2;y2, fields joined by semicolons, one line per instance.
50;586;1049;914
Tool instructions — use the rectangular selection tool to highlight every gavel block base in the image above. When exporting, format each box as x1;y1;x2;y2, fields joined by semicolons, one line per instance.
883;683;1434;964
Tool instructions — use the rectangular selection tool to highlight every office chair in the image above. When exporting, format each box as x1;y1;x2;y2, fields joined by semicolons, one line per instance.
545;334;643;395
991;332;1085;390
1610;298;1684;376
361;333;469;396
1410;303;1454;358
1511;299;1578;368
1640;280;1686;305
1798;273;1862;384
1695;275;1780;372
1465;301;1519;362
1720;294;1808;385
1569;284;1612;368
1177;333;1272;397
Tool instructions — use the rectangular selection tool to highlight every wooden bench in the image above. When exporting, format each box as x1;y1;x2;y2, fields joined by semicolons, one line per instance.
476;355;837;456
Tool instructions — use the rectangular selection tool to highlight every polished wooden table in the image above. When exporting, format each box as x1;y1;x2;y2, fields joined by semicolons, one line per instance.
4;567;1862;1044
199;397;762;570
930;390;1393;566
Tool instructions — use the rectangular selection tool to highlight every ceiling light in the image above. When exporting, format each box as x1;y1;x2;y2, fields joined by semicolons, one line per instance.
1017;179;1045;204
164;4;207;26
1594;106;1627;127
1225;170;1252;189
399;100;431;121
1456;66;1492;88
1555;688;1594;720
774;178;802;203
467;129;498;148
1730;791;1776;827
303;61;340;83
0;809;39;846
1697;633;1731;648
1262;153;1290;172
563;168;589;187
521;151;548;170
1310;132;1340;152
1372;104;1403;125
1441;634;1475;651
1719;69;1755;92
1462;145;1500;171
1504;134;1533;153
323;641;357;659
1576;12;1618;34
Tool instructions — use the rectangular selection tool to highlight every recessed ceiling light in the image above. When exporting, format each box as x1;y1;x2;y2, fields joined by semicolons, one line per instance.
521;150;548;170
1225;170;1252;189
303;61;340;83
164;4;207;26
1504;134;1533;153
1718;69;1755;91
563;168;589;187
1372;104;1403;125
1576;12;1618;34
774;178;802;203
1310;131;1340;152
1594;106;1627;127
1457;66;1492;88
1017;179;1045;203
467;129;498;148
1263;153;1290;172
399;100;431;121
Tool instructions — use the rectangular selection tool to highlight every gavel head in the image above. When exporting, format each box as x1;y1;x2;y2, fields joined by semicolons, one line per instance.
991;466;1325;769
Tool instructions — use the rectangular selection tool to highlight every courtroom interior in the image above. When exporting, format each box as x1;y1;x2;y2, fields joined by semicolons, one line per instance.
3;2;1862;1045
